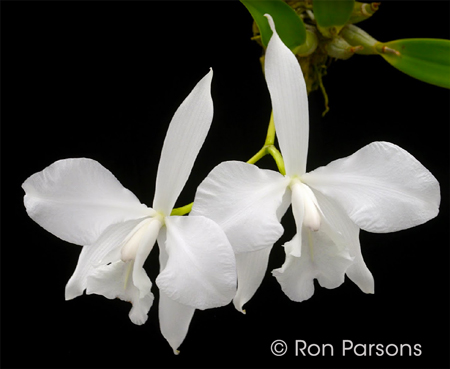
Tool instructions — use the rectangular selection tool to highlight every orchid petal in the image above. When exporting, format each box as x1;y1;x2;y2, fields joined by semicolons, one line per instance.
158;292;195;355
156;215;236;310
312;189;374;293
65;218;147;300
22;158;153;246
273;227;353;302
157;232;195;354
264;14;309;176
153;69;214;215
302;142;440;233
346;244;375;294
191;161;291;254
86;260;154;325
233;247;272;313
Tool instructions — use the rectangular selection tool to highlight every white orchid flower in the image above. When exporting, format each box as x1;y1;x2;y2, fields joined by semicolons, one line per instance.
191;16;440;312
22;69;237;354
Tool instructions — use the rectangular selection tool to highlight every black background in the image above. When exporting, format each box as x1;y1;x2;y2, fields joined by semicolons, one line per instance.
1;1;449;368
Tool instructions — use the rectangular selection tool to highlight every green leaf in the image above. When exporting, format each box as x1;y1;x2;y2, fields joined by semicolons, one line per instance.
240;0;306;50
313;0;355;37
377;39;450;89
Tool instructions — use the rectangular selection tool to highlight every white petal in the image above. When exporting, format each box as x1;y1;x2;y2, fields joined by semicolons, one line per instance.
273;227;353;302
312;189;374;294
86;260;154;325
191;161;291;254
264;14;309;176
22;158;153;246
157;233;196;354
302;142;440;233
65;218;148;300
153;69;214;215
156;215;236;310
233;247;272;313
158;291;195;355
346;245;375;294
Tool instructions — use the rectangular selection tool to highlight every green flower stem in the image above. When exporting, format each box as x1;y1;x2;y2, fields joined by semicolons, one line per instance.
246;112;285;174
170;112;286;216
170;203;193;216
267;145;286;175
264;112;276;146
247;146;268;166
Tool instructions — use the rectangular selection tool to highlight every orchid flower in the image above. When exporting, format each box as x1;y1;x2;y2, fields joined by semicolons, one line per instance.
22;69;237;354
191;16;440;312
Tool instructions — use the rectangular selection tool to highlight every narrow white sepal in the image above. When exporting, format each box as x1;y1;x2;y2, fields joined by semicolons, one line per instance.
233;247;272;313
153;69;214;215
264;14;309;177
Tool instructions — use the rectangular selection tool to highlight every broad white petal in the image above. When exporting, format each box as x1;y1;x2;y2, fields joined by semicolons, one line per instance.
153;69;214;215
233;247;272;313
156;215;236;310
86;260;154;325
313;190;374;293
22;158;153;246
302;142;440;233
273;227;353;302
264;14;309;176
191;161;291;254
65;218;148;300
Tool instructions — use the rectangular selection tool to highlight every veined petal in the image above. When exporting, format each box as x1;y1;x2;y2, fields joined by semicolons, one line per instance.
65;218;147;300
22;158;153;246
233;247;272;313
302;141;440;233
156;215;236;310
264;14;309;177
158;292;195;355
157;232;196;354
86;260;154;325
312;189;374;294
191;161;291;254
153;69;214;215
273;227;353;302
